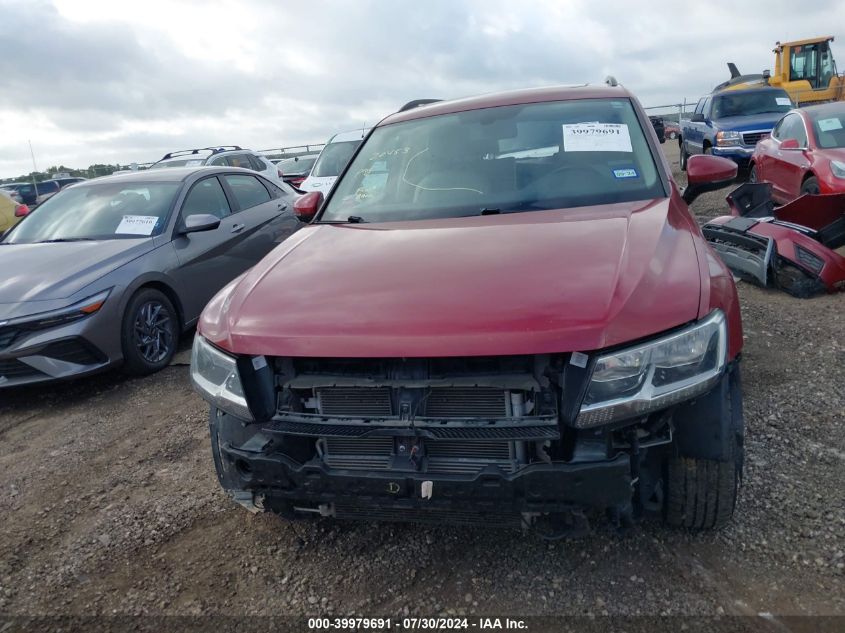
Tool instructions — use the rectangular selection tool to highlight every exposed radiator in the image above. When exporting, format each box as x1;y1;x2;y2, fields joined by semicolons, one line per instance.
317;387;392;416
315;386;512;418
322;436;519;474
424;387;508;417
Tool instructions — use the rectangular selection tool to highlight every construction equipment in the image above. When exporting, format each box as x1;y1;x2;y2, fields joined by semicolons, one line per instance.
716;36;845;105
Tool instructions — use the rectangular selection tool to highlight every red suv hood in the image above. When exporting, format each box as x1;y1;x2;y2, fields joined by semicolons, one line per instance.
200;198;703;357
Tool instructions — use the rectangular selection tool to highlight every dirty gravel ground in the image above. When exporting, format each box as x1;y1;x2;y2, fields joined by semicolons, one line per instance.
0;143;843;627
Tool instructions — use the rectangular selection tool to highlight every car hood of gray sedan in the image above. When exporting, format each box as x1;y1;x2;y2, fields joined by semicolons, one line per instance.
0;239;155;304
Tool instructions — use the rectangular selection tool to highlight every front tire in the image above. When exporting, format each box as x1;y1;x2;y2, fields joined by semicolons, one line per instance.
800;176;820;196
679;140;688;171
664;370;741;531
664;456;737;530
749;163;758;184
121;288;179;376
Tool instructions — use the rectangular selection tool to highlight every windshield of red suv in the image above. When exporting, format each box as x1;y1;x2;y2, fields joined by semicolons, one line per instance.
320;99;665;222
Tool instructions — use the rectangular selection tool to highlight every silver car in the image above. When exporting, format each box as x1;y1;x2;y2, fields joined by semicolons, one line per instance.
0;166;299;387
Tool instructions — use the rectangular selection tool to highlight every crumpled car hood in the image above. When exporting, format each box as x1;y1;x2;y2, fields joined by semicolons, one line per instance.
200;198;703;357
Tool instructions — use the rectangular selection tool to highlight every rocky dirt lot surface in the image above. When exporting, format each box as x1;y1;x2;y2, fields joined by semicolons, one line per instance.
0;144;843;628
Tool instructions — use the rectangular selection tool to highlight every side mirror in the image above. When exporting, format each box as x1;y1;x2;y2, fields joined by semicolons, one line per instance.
780;138;801;150
691;112;705;123
682;154;738;204
294;191;324;222
180;213;221;234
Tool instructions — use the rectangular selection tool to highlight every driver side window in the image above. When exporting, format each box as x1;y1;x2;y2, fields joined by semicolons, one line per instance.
182;177;231;219
777;114;808;147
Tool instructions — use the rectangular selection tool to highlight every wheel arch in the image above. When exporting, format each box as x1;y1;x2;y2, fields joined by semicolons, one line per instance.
121;275;186;333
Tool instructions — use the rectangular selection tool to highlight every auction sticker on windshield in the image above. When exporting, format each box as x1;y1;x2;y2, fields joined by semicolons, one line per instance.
776;97;792;106
818;117;843;132
563;123;632;152
116;215;158;235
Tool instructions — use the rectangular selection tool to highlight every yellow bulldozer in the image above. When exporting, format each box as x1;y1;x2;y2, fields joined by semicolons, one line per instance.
716;36;845;105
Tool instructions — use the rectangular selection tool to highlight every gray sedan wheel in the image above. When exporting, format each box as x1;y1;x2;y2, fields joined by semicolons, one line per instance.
121;288;179;376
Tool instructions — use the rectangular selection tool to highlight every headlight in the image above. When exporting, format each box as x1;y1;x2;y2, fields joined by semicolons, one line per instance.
190;335;252;420
831;160;845;179
4;289;110;330
577;311;727;428
715;131;742;147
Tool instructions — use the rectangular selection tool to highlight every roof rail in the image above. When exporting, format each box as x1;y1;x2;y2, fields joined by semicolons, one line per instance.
398;99;442;112
161;145;243;160
605;76;619;87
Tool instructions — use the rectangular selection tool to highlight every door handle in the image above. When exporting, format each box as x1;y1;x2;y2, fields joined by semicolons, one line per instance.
277;202;287;210
230;223;245;233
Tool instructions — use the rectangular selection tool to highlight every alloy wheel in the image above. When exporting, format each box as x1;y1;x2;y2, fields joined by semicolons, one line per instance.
133;301;174;363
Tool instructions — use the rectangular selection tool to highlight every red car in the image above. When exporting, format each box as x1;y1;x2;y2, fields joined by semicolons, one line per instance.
191;83;744;534
664;121;681;140
750;102;845;203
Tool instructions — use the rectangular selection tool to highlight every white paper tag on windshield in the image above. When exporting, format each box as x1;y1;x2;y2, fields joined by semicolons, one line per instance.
818;117;843;131
563;123;632;152
185;159;204;166
775;97;792;106
116;215;157;235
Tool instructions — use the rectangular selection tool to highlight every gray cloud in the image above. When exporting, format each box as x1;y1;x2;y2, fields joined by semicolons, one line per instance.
0;0;843;177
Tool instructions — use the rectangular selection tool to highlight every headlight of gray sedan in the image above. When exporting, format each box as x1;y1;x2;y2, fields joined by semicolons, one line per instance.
190;335;253;421
576;310;727;428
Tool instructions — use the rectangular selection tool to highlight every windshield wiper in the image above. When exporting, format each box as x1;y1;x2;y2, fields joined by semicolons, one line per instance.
35;237;98;243
480;208;501;215
347;216;366;223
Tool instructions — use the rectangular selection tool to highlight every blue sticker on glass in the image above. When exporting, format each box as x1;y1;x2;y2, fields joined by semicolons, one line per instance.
612;168;638;179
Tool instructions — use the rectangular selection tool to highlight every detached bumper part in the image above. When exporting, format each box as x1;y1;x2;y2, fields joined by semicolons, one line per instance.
703;220;773;287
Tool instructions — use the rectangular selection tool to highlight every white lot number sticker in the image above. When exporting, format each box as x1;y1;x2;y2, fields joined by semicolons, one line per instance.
818;117;843;132
775;97;792;106
563;123;632;152
116;215;158;235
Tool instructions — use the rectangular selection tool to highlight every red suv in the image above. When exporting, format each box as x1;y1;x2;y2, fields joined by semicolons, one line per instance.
192;83;744;535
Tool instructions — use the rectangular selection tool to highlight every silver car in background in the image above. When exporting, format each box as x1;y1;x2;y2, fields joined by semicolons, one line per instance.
0;166;299;387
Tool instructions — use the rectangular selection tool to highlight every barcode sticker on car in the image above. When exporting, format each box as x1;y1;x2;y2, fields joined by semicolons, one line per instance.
818;117;843;132
563;123;632;152
570;352;589;368
775;98;792;106
115;215;157;235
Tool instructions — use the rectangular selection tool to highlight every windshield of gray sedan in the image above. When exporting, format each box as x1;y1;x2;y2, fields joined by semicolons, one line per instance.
320;99;665;223
3;182;180;243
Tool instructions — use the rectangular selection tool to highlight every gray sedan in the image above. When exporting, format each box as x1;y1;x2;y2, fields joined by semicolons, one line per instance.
0;166;299;387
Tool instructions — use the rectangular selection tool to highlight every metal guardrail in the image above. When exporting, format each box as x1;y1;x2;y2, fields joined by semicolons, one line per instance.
258;143;326;159
642;99;703;123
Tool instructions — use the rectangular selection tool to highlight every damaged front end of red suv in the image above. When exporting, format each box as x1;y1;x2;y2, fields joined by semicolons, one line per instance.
192;84;745;535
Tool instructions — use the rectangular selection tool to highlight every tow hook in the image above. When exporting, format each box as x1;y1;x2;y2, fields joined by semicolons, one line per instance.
231;490;265;514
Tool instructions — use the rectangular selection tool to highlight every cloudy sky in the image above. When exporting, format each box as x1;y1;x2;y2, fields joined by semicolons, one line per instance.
0;0;842;177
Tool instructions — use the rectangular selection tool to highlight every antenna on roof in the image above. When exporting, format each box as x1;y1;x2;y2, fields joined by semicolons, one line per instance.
605;76;619;87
